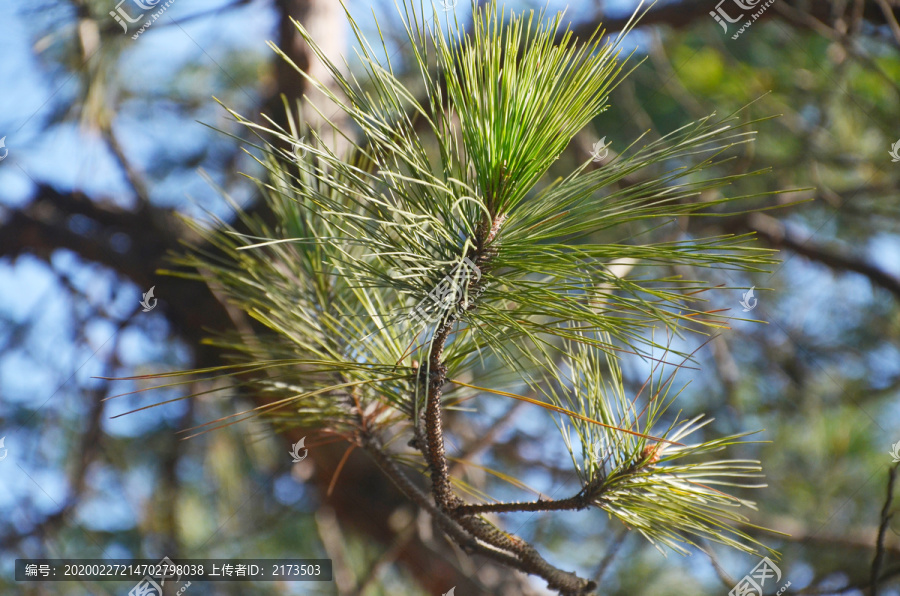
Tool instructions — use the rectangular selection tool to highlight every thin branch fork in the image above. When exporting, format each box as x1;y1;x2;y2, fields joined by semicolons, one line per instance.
412;215;599;595
359;433;573;581
453;450;663;516
455;494;593;515
361;430;598;595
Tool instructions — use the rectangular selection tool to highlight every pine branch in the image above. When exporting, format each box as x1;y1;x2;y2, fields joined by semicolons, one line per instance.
360;429;597;594
127;1;792;592
455;494;593;515
423;322;458;506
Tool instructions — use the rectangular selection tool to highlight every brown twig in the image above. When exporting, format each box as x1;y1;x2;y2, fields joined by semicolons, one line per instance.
594;527;629;585
359;431;583;589
455;495;591;515
873;0;900;46
410;215;598;594
454;449;661;517
423;322;462;508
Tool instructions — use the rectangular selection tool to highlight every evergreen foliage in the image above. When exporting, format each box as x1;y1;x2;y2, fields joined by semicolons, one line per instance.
133;2;793;592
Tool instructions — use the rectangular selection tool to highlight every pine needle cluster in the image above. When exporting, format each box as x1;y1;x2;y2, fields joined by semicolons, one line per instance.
126;2;790;593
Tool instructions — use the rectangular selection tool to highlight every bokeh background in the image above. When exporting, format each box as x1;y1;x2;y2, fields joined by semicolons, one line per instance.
1;0;900;594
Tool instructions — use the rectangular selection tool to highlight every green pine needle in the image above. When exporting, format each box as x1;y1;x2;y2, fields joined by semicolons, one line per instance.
129;0;790;563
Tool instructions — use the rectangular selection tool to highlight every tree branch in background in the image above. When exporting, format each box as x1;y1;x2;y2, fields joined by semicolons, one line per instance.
748;212;900;300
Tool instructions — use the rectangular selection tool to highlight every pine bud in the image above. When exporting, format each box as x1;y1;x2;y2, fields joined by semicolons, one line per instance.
641;443;661;465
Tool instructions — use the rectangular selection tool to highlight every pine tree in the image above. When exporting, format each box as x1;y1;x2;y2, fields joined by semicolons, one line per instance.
131;2;789;593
